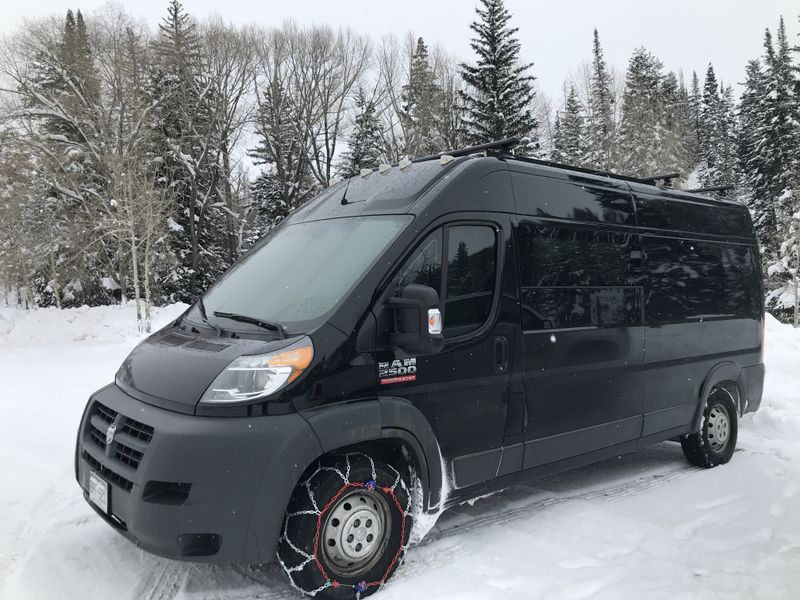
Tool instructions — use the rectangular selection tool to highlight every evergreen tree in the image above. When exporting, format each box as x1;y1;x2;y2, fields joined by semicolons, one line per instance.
459;0;539;155
22;9;106;307
250;74;316;230
551;87;585;166
759;18;800;317
550;112;563;163
618;47;663;175
151;0;225;301
688;71;702;164
585;29;615;170
657;71;696;177
698;64;720;164
339;88;384;177
696;65;739;191
401;38;443;157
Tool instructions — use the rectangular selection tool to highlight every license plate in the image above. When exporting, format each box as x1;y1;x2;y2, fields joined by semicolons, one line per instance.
89;471;109;514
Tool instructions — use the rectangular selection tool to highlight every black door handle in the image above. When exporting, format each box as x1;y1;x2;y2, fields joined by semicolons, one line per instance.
493;336;508;373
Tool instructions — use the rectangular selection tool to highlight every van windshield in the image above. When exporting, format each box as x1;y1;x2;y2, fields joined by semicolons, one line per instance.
200;216;410;334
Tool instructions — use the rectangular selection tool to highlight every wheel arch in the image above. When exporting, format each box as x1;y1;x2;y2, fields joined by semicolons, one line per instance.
693;361;745;432
300;397;444;512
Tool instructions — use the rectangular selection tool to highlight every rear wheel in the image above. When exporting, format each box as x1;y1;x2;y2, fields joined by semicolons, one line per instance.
277;452;414;598
681;388;738;468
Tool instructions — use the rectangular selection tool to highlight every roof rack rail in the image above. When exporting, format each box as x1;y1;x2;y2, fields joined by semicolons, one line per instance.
684;185;734;194
493;153;654;185
411;137;684;191
641;173;681;188
412;137;521;163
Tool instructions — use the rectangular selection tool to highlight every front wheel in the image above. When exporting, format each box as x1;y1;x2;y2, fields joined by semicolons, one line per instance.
277;452;414;598
681;388;738;468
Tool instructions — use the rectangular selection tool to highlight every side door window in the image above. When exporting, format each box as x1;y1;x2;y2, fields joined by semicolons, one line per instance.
444;225;497;337
517;222;641;330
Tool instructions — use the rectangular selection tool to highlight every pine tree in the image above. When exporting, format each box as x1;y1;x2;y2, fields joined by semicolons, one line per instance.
21;9;107;307
688;71;702;165
250;73;316;229
459;0;539;155
551;87;584;166
339;88;384;177
657;71;696;177
151;0;225;301
618;47;663;175
693;63;739;193
698;64;720;165
585;29;615;170
401;38;443;157
760;18;800;318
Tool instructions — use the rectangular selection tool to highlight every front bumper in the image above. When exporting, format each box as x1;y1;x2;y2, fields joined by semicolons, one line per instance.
75;384;322;563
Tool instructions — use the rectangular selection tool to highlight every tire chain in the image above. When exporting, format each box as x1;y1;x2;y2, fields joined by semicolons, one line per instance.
276;452;414;599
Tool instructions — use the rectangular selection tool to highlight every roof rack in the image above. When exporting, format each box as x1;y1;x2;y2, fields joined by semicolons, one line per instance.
411;137;521;163
684;185;734;194
640;173;681;188
493;153;653;185
412;138;685;190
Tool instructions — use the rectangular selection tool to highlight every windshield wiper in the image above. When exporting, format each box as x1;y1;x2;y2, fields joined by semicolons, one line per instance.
212;311;285;338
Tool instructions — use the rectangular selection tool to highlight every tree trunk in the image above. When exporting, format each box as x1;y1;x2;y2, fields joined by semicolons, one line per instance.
143;233;152;334
130;228;143;333
794;227;799;328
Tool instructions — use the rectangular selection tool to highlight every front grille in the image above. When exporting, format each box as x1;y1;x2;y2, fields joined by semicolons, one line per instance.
83;450;133;492
120;419;154;444
83;401;155;490
115;444;144;468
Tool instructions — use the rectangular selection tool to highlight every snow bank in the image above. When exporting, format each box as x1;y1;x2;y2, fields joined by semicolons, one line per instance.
0;302;188;347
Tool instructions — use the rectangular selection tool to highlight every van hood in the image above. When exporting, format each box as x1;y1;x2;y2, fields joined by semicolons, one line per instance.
115;327;295;415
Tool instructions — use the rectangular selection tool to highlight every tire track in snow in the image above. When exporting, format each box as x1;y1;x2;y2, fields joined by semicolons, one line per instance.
134;560;189;600
418;454;696;546
0;471;88;581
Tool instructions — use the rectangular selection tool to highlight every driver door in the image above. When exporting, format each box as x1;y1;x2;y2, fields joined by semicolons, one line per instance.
376;216;518;490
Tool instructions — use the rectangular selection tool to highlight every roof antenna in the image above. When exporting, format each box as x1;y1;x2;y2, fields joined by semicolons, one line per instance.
340;176;353;205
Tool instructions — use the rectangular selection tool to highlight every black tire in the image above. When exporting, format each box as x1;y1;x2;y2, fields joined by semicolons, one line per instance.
277;452;414;599
681;388;738;468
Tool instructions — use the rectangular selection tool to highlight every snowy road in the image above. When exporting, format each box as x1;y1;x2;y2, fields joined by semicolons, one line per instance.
1;305;798;600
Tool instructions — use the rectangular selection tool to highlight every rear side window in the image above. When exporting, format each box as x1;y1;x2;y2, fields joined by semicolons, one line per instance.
516;222;642;330
636;195;752;237
511;172;634;225
643;238;760;324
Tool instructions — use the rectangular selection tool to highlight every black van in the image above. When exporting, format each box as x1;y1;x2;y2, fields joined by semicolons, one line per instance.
76;139;764;598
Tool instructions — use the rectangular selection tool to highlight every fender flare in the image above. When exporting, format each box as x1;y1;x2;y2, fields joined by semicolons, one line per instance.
301;397;444;511
692;361;744;432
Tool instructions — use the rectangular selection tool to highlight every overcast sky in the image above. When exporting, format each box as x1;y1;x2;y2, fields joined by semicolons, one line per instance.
1;0;798;103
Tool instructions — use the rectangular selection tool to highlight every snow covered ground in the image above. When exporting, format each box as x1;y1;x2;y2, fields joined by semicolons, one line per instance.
0;305;798;600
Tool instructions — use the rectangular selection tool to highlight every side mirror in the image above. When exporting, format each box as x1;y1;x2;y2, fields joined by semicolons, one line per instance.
387;284;444;355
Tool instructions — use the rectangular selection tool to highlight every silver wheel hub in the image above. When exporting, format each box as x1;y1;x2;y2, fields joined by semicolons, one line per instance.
321;488;390;576
707;404;730;452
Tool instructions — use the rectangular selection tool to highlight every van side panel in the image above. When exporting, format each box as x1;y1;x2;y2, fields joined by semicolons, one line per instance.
635;192;762;435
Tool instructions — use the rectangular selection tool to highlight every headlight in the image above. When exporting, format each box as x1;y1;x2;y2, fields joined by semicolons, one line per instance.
200;336;314;404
